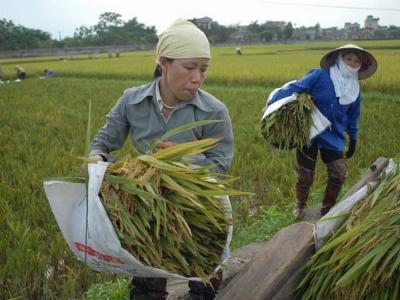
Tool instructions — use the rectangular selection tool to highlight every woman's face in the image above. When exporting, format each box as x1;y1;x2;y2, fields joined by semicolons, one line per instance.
160;57;209;101
342;52;362;69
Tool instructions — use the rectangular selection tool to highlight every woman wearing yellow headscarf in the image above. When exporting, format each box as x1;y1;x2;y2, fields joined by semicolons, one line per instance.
90;19;233;300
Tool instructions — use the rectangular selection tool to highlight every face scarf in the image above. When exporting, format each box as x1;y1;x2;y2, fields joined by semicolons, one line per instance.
156;19;210;63
329;54;360;105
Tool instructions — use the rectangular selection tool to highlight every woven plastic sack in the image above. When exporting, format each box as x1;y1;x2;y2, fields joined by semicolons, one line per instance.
43;162;232;280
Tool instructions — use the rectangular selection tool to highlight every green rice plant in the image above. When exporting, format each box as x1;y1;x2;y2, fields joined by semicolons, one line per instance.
260;93;315;150
4;41;399;93
299;165;400;300
84;278;129;300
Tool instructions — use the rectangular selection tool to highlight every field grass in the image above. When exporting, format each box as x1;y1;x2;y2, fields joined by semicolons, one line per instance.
1;41;400;299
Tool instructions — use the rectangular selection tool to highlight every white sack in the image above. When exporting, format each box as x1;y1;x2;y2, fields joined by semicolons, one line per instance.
43;162;232;280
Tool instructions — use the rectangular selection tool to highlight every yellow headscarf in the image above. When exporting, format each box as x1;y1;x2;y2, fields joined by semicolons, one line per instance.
156;19;210;62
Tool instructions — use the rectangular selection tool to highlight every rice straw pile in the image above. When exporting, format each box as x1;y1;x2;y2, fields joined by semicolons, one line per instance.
261;93;315;150
299;165;400;299
100;139;245;281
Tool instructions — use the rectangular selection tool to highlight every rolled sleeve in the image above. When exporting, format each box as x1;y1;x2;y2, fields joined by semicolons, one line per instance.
90;96;130;160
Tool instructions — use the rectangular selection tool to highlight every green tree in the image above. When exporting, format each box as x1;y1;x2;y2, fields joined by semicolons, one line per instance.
0;18;54;50
283;22;293;41
248;21;264;34
195;21;235;44
97;12;123;30
73;26;95;39
260;30;274;42
261;21;284;41
68;13;157;46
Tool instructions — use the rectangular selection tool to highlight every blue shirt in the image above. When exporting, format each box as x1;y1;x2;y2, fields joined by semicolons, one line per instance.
45;69;57;77
269;68;360;151
90;80;233;173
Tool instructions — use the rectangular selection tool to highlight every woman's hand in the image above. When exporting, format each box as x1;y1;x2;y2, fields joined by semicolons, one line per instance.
80;155;105;176
90;154;106;162
154;140;175;150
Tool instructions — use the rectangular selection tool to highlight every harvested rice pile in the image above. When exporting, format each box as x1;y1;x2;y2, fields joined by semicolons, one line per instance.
300;165;400;299
261;93;315;150
100;139;244;281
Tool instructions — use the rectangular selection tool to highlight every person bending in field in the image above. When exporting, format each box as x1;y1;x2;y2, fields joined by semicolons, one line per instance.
15;65;26;80
90;19;233;300
43;69;57;77
268;44;378;219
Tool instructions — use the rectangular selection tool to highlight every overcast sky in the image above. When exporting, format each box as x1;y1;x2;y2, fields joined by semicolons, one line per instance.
1;0;399;39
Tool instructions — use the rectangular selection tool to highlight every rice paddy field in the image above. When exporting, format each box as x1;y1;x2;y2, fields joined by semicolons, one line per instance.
1;40;400;299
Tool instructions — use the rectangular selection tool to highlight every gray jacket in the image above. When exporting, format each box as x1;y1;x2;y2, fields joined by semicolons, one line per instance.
90;80;233;173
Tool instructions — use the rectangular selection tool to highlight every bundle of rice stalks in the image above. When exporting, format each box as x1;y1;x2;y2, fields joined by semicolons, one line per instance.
299;165;400;300
261;93;315;150
100;138;245;282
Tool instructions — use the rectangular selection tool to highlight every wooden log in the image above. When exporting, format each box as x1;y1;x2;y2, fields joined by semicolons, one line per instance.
217;222;314;300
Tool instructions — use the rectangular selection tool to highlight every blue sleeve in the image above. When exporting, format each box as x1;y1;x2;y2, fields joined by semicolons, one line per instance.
346;94;361;140
269;69;320;104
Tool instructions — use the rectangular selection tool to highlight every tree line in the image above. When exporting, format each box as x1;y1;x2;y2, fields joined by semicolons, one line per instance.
0;12;158;51
0;19;55;50
2;12;400;51
1;12;295;51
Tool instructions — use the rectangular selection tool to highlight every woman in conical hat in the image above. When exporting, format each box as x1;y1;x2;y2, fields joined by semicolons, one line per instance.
320;44;377;80
90;19;233;300
268;44;377;219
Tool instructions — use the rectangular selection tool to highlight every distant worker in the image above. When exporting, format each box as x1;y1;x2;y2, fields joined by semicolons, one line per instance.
43;69;58;77
15;65;26;80
236;47;242;55
0;65;5;82
115;50;120;58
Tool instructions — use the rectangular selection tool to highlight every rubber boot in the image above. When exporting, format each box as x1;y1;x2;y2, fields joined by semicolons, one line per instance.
130;277;168;300
293;165;315;219
321;158;347;216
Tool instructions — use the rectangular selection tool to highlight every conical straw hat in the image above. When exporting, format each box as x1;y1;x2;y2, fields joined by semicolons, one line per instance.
320;44;377;80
